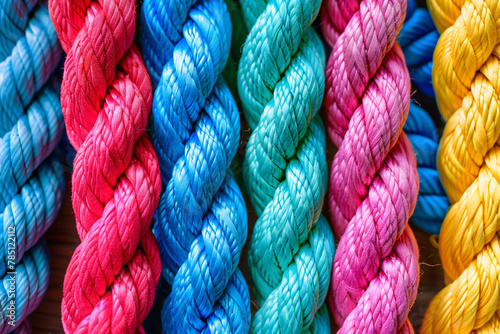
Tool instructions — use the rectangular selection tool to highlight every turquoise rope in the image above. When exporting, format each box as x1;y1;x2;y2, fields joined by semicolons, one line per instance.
140;0;251;332
0;1;64;331
238;0;335;332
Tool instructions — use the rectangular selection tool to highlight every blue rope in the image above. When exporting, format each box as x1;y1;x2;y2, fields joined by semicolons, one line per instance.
0;0;38;62
0;1;64;331
403;102;449;234
140;0;250;332
397;0;439;97
397;0;448;234
0;2;62;136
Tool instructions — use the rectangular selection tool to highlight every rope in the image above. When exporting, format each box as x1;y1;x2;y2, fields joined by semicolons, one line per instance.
322;0;420;332
49;0;162;332
238;0;335;332
420;0;500;331
140;0;250;332
397;0;439;97
403;102;449;235
0;158;64;333
0;1;64;332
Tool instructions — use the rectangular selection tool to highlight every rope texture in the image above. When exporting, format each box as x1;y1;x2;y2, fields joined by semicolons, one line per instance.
403;102;449;234
0;1;64;332
322;0;420;332
397;0;439;97
49;0;162;332
238;0;335;332
140;0;251;332
421;0;500;332
395;0;447;235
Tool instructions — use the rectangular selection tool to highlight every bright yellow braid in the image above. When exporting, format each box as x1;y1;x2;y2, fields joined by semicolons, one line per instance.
421;0;500;332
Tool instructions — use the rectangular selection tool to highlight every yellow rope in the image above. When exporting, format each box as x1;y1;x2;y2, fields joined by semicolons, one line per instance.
421;0;500;332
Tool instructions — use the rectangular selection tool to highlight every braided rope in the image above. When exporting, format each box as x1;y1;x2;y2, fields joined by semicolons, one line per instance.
0;3;62;136
49;0;162;332
403;103;449;234
322;0;420;332
420;0;500;332
0;0;38;62
0;1;64;332
238;0;335;332
397;0;439;97
140;0;250;332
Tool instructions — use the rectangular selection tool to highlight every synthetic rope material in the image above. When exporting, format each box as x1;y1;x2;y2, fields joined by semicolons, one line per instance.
0;1;64;332
421;0;500;332
49;0;162;332
403;103;449;234
397;0;439;96
322;0;420;332
140;0;251;332
238;0;335;332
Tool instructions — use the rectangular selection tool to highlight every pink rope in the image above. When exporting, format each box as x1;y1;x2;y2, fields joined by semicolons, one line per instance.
49;1;162;332
322;0;420;332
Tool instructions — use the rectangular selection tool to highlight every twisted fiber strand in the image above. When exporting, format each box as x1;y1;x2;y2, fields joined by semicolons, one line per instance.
397;0;439;96
396;0;446;234
0;2;64;331
0;241;49;334
420;0;500;332
0;157;63;333
49;0;162;332
141;0;250;331
0;0;37;61
403;103;449;234
0;2;62;136
322;0;420;331
238;0;335;332
0;83;64;212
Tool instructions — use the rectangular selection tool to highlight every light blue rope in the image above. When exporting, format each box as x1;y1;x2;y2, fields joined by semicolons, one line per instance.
0;2;62;136
238;0;335;332
140;0;250;332
403;102;449;234
0;1;64;331
0;0;38;62
397;0;438;97
0;83;64;210
0;240;49;333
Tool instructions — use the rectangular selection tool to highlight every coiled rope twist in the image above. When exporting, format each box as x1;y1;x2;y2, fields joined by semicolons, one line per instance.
140;0;251;332
238;0;335;332
421;0;500;332
395;0;448;235
322;0;420;332
403;103;449;234
0;1;64;332
49;0;162;332
397;0;439;96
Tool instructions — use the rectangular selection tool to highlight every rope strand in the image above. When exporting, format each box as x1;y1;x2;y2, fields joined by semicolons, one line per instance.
322;0;420;331
140;0;251;331
238;0;335;332
49;0;162;331
421;0;500;331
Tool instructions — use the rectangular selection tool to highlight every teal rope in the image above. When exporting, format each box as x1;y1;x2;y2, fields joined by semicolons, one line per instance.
238;0;335;332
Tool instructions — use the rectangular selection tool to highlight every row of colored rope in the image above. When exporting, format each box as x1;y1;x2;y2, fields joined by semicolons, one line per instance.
0;1;65;332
